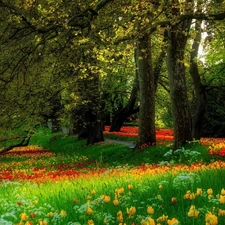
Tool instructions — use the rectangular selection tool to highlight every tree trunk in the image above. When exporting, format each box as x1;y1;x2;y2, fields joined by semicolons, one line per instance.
0;132;33;154
136;33;156;147
51;117;61;133
86;109;104;145
109;43;166;133
76;62;104;145
166;21;192;149
190;20;207;140
109;70;139;132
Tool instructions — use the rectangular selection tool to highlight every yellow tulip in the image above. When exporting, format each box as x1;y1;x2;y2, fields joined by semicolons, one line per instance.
207;188;213;195
113;199;119;205
88;220;94;225
104;195;111;203
221;188;225;195
60;210;67;217
187;205;199;218
205;212;218;225
156;214;168;223
86;207;93;215
196;188;202;196
147;217;156;225
219;195;225;204
20;213;28;221
147;206;154;214
218;209;225;216
47;212;54;217
167;218;179;225
127;206;136;218
128;184;133;190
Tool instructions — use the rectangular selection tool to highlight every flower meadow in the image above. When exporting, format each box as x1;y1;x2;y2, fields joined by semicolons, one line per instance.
1;128;225;225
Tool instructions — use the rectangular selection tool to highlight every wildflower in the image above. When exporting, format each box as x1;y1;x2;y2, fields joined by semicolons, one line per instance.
208;194;213;200
30;213;36;218
47;212;54;217
33;199;38;204
39;219;48;225
60;210;67;217
116;187;125;195
159;184;163;189
171;197;177;204
187;205;199;218
25;222;33;225
73;198;79;203
218;209;225;216
91;189;96;195
207;188;213;195
189;193;196;200
147;217;156;225
167;218;179;225
87;195;92;200
221;188;225;195
86;207;93;215
141;217;155;225
196;188;202;196
184;190;191;199
205;212;218;225
127;206;136;218
117;211;123;223
21;213;28;221
113;199;119;205
128;184;133;190
147;206;154;214
220;195;225;204
88;220;94;225
104;219;109;224
141;220;149;225
104;195;111;203
157;214;168;223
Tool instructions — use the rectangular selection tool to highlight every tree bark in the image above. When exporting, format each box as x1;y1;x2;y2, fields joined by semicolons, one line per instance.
109;70;139;132
109;41;166;132
136;33;156;147
166;20;192;150
0;132;32;154
190;19;207;140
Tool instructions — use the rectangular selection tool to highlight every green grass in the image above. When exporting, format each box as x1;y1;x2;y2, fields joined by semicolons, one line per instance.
1;127;224;225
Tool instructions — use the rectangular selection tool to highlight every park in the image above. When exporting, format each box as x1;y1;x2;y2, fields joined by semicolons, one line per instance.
1;0;225;224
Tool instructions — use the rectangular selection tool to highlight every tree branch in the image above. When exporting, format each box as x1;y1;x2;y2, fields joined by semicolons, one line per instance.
95;0;114;11
0;132;33;154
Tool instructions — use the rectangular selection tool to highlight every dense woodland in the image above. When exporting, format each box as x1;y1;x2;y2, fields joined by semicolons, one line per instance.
0;0;225;151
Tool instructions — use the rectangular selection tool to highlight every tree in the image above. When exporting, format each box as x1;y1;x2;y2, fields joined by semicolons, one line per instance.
109;54;139;132
165;2;193;149
136;33;156;147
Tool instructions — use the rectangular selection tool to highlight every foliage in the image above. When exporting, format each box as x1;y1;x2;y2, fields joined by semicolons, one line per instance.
1;135;225;224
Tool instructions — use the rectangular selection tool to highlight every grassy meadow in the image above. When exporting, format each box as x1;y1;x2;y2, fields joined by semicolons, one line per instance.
0;127;225;225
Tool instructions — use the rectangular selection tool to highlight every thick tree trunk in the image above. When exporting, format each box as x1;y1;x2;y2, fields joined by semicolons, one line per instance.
109;71;139;132
109;43;166;132
51;117;61;133
76;70;104;144
190;20;207;140
86;109;104;145
166;21;192;150
136;33;156;147
0;132;32;154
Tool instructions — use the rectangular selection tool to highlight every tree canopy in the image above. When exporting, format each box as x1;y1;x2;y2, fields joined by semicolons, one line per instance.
1;0;225;151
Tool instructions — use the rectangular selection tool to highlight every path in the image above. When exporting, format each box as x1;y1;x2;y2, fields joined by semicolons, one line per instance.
104;138;136;149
